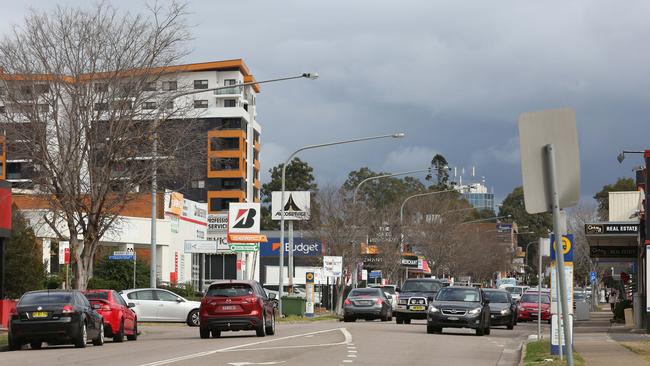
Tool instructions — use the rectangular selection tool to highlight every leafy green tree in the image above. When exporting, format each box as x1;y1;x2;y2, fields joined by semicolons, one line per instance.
499;187;553;271
88;255;151;291
5;205;46;299
342;167;425;210
426;154;450;189
593;177;636;220
260;157;318;230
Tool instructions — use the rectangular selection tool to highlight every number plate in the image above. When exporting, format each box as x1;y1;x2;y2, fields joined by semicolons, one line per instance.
410;306;425;311
491;315;495;318
221;305;236;311
447;316;459;321
32;311;48;318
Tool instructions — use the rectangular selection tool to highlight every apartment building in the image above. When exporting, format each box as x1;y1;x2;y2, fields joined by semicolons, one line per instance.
0;59;262;284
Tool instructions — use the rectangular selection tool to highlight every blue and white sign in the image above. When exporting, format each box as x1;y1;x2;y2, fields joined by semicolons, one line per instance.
589;271;597;284
109;255;134;261
550;234;574;262
369;270;382;279
260;238;322;257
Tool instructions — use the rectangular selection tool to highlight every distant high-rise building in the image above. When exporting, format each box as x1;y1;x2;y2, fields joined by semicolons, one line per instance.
455;180;495;212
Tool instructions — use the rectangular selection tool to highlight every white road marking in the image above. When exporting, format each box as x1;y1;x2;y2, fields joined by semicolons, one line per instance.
139;328;352;366
348;355;357;358
343;361;353;363
229;362;285;366
348;350;357;353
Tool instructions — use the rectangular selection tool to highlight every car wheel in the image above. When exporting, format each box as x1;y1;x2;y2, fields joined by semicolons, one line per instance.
127;321;138;341
8;334;22;351
187;310;200;327
114;320;125;342
92;322;105;346
75;322;88;348
395;316;404;324
30;341;42;350
426;324;435;334
211;330;221;338
343;315;355;323
403;318;411;324
256;313;266;337
507;318;514;330
485;324;491;335
265;312;275;335
199;327;210;339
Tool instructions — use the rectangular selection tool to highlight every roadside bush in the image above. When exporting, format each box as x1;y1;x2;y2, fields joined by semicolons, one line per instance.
44;274;64;289
89;255;150;291
160;282;201;301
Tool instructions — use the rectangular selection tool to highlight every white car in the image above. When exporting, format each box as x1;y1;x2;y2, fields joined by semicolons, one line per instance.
503;285;530;302
121;288;201;326
370;285;398;310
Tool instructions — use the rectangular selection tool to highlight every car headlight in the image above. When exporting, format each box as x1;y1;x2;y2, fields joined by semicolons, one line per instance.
398;299;408;305
468;307;482;315
428;305;440;313
500;309;511;315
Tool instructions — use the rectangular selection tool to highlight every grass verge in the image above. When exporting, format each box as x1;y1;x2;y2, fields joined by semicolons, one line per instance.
619;339;650;364
278;314;339;323
524;340;585;366
0;333;7;348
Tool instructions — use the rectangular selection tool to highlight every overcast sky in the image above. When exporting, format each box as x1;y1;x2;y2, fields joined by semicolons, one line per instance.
2;1;649;204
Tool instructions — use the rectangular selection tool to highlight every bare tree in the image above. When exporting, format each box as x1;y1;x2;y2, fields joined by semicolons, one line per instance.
0;2;197;289
567;203;598;285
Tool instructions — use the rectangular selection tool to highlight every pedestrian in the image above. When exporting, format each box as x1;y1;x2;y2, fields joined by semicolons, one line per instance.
609;288;618;313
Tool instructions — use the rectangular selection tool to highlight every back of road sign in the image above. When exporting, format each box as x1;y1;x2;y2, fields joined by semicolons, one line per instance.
518;108;581;214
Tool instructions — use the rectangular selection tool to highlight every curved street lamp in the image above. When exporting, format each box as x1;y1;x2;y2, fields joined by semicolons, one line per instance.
149;72;319;288
353;168;432;204
278;132;405;315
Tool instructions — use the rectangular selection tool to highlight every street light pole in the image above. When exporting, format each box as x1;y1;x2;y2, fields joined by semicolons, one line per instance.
149;73;318;289
278;132;405;316
352;168;431;204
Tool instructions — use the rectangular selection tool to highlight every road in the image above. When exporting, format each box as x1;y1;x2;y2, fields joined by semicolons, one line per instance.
0;319;546;366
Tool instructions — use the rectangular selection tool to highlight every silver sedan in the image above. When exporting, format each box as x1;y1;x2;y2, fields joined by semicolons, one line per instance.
343;288;393;322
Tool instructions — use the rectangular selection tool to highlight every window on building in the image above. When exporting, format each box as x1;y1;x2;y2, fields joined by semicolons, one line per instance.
144;81;157;91
224;79;237;86
94;102;108;111
210;158;239;171
94;83;108;93
191;180;205;189
209;197;239;212
194;80;208;89
112;100;133;110
34;84;50;95
222;178;241;190
210;137;239;151
224;99;237;108
164;101;174;110
0;105;6;114
162;81;177;91
143;101;157;110
194;100;208;109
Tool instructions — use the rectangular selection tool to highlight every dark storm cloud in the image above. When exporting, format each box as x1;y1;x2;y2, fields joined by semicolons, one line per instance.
2;0;649;202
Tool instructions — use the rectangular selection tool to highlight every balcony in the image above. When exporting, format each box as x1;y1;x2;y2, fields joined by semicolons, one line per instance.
214;86;242;96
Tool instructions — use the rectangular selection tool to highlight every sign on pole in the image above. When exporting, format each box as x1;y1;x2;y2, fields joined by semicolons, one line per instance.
58;241;70;265
590;271;597;284
184;240;229;254
518;108;580;214
227;203;266;243
305;272;315;317
271;191;310;220
207;213;229;248
229;243;260;253
323;256;343;277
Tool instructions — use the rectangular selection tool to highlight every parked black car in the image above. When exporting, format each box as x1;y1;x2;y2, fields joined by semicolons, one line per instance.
343;288;393;322
426;286;491;336
394;278;443;324
8;290;105;350
483;288;517;329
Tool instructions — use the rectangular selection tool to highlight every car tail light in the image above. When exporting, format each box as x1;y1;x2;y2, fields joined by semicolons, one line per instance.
62;304;74;315
344;299;351;305
376;298;383;305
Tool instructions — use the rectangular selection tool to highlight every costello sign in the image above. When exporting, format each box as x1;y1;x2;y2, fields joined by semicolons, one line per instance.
260;238;322;257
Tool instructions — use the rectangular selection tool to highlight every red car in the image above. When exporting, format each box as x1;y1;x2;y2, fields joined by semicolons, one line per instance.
199;280;276;339
84;290;138;342
517;292;551;323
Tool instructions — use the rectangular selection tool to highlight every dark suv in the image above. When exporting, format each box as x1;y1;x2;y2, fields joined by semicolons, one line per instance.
199;280;276;338
394;278;443;324
426;286;491;336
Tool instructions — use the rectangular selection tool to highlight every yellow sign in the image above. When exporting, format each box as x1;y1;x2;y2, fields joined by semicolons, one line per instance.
553;236;571;255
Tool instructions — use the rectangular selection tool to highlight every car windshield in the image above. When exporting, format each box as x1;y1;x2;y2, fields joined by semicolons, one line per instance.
349;289;380;297
84;292;109;301
485;291;509;303
436;288;480;302
521;294;551;304
376;286;396;294
20;292;73;305
574;293;586;300
402;280;441;292
207;284;253;297
504;287;523;295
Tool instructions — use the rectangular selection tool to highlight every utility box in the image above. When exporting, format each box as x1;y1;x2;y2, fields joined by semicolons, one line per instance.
575;301;590;321
281;297;306;317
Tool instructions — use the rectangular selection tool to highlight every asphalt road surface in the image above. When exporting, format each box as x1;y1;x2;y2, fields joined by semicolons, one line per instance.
0;319;547;366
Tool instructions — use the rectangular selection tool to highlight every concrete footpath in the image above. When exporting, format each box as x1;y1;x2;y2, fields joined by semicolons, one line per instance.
573;308;649;366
